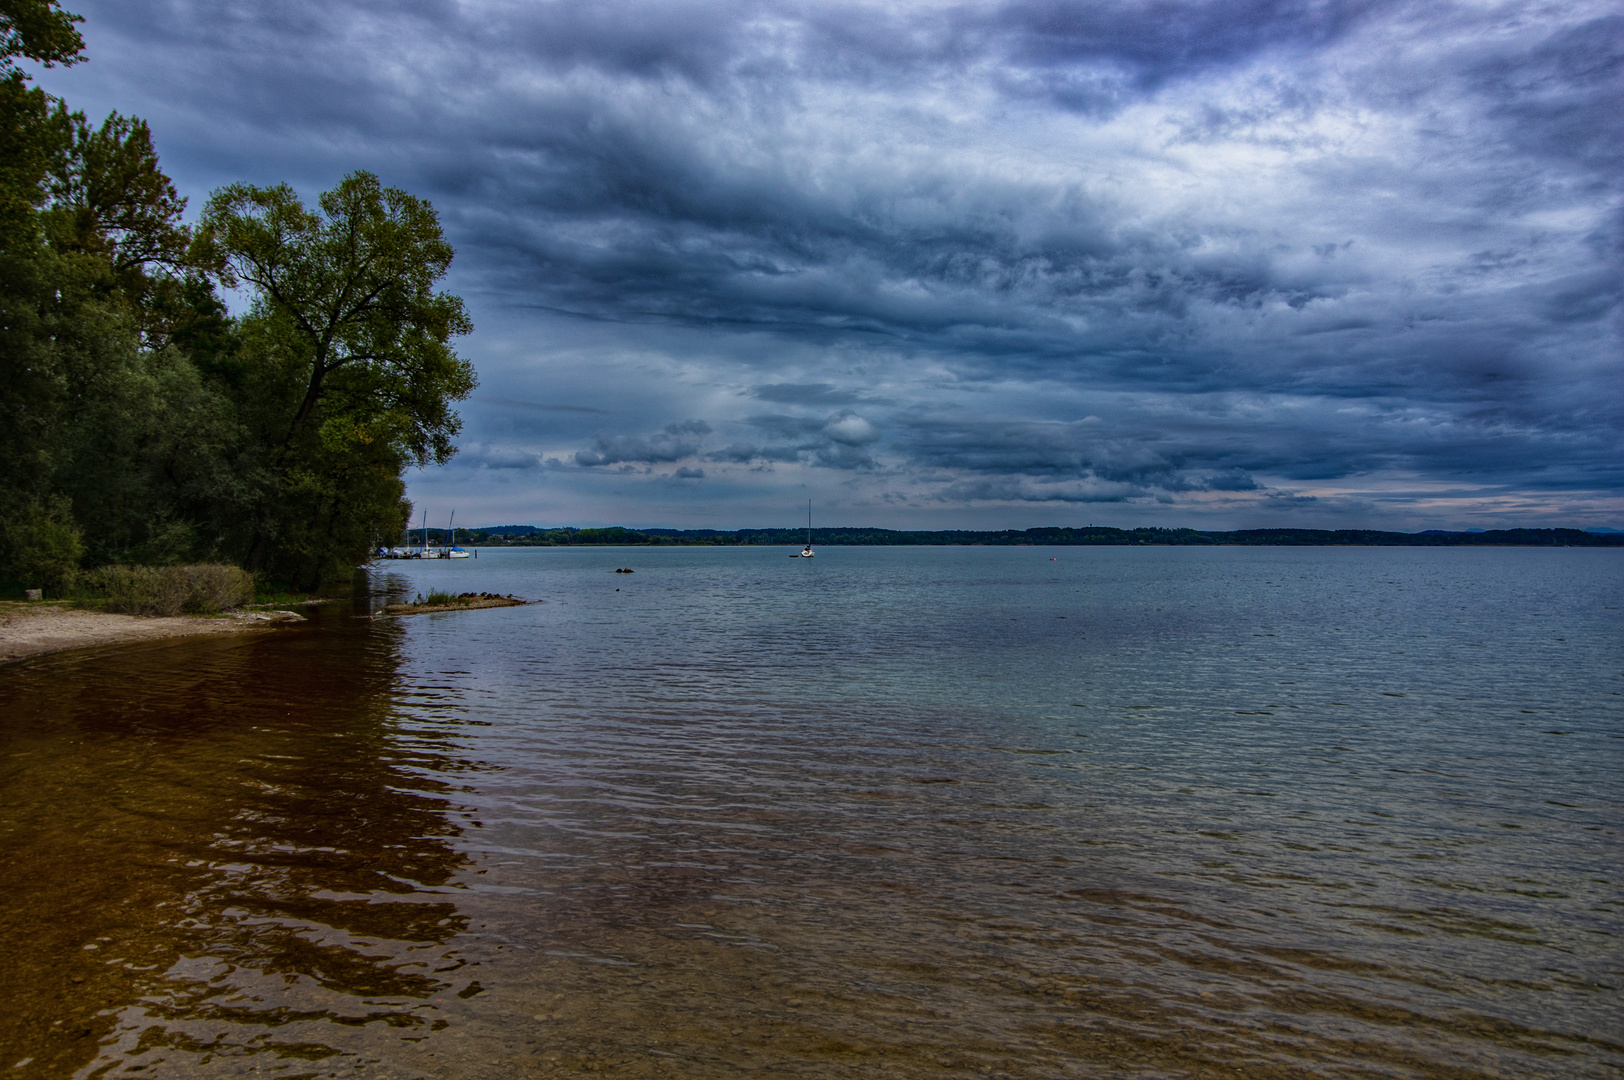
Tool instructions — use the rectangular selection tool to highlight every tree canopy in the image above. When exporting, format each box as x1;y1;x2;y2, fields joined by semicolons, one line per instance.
192;173;476;581
0;0;83;71
195;173;474;468
0;6;477;593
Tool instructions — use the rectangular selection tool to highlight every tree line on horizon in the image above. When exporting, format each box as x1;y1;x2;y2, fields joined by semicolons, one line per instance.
0;0;474;594
440;525;1623;547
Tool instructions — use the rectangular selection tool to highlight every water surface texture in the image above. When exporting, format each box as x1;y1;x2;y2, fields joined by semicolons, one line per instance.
2;547;1620;1079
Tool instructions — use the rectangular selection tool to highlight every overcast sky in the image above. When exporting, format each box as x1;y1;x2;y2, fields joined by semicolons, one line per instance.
37;0;1622;530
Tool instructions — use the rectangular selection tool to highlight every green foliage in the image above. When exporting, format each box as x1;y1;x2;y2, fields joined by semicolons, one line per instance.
0;492;82;594
74;563;254;617
0;6;475;596
0;0;79;251
192;172;474;585
0;75;54;249
46;111;187;266
250;588;313;607
418;590;467;607
195;172;474;466
0;0;84;71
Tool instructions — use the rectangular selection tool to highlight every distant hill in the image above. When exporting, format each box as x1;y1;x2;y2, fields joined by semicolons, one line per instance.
446;525;1624;547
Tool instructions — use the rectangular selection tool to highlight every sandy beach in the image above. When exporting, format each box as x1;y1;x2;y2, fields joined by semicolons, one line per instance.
0;602;302;665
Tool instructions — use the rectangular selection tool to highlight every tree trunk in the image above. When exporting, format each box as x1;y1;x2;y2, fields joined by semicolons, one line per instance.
245;532;268;574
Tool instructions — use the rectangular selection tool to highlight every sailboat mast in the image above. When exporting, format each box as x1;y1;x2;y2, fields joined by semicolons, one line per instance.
807;499;812;546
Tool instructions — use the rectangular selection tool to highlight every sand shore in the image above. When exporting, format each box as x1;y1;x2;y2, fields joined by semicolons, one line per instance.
0;602;304;665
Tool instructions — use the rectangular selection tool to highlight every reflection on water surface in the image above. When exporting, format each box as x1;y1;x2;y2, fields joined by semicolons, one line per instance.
1;547;1620;1079
0;613;473;1077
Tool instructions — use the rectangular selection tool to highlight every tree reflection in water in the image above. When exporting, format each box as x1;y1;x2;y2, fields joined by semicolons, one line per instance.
0;610;473;1078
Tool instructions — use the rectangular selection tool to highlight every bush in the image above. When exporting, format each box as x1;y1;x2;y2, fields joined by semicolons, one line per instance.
76;564;255;616
1;494;85;596
182;565;257;613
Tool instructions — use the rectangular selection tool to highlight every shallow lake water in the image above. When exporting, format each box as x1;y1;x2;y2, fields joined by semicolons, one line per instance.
1;546;1620;1079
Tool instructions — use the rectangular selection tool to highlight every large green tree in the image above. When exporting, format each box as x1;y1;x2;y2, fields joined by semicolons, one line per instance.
194;172;475;583
0;3;478;593
0;0;89;588
2;100;239;575
0;0;81;249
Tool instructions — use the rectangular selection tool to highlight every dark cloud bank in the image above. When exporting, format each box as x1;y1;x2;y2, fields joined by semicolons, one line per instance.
44;0;1623;528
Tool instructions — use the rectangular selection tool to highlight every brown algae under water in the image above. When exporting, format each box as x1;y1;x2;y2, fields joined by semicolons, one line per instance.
0;545;1620;1079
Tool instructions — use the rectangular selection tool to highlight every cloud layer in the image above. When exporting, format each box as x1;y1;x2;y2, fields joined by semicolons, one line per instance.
42;0;1623;528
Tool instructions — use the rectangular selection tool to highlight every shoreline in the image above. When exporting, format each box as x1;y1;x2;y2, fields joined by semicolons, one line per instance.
0;602;304;666
382;595;530;616
446;525;1623;548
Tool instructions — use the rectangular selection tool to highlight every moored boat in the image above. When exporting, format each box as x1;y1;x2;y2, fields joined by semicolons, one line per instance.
795;499;815;557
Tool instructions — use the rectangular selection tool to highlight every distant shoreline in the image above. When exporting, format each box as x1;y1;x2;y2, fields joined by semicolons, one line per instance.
419;526;1623;549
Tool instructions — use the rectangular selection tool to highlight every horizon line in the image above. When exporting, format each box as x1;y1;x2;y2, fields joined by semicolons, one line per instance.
436;524;1624;536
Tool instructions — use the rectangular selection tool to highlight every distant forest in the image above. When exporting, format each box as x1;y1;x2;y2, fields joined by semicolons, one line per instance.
425;526;1623;548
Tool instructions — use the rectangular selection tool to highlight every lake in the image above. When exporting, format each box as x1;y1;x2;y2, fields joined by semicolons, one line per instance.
1;546;1620;1078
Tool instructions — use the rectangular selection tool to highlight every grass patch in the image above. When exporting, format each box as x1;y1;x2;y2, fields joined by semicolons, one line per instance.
252;589;316;607
385;591;524;615
74;564;255;617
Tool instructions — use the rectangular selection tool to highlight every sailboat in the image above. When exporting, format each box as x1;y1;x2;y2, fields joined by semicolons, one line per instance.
795;499;815;557
447;510;471;558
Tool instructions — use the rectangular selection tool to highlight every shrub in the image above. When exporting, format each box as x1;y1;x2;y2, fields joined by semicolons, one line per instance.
184;565;257;613
77;564;255;616
1;494;85;596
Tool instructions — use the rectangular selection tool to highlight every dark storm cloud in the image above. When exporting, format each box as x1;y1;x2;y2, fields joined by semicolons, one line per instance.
708;441;802;464
452;443;547;471
579;409;885;471
1455;13;1624;174
895;397;1624;500
752;383;868;406
735;410;884;468
575;420;712;467
978;0;1398;112
478;396;610;415
48;0;1624;526
893;414;1267;495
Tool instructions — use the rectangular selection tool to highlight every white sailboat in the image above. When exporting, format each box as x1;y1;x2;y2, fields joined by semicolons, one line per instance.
795;499;815;557
447;510;471;558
